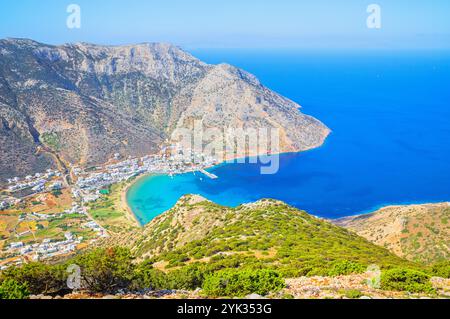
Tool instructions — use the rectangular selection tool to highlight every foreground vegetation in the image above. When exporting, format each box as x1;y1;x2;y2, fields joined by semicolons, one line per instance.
1;248;448;299
0;247;286;298
1;196;448;299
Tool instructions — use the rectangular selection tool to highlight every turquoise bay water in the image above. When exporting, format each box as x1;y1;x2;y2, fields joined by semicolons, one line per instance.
127;50;450;225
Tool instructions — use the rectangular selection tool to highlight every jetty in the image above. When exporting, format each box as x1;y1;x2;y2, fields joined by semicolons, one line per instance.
199;169;218;180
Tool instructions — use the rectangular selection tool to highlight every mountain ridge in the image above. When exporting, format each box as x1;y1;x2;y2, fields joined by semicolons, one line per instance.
335;202;450;264
107;194;418;274
0;38;330;184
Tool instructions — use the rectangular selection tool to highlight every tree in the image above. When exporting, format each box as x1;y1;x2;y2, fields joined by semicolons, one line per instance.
1;263;66;295
167;264;205;290
431;261;450;278
132;261;169;291
72;247;135;293
0;279;30;299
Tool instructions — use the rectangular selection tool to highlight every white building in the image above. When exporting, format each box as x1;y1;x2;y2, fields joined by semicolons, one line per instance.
10;242;24;249
65;232;74;241
0;201;9;210
49;181;63;190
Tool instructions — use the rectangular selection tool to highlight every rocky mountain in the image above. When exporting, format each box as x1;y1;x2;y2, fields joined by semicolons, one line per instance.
335;203;450;264
112;195;416;274
0;38;330;184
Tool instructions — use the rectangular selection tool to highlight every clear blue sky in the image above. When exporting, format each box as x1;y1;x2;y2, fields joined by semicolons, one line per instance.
1;0;449;49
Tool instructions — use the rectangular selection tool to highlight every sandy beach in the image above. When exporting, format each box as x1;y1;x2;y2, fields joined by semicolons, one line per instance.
119;174;155;227
118;180;141;227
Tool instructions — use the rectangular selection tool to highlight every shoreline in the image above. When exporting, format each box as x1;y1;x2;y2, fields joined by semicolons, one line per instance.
120;147;317;225
121;156;450;227
336;200;450;220
119;176;148;227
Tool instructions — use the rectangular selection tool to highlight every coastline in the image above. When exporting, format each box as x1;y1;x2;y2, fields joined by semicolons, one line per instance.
103;125;333;225
121;134;448;226
120;147;323;225
122;164;450;227
335;200;450;221
119;176;148;227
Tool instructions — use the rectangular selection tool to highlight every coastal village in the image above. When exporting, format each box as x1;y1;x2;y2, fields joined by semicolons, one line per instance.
0;147;218;270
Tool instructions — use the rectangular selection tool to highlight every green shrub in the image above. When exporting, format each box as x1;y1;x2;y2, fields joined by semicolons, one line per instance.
166;264;205;290
344;289;363;299
132;262;169;290
430;261;450;278
40;132;61;151
71;247;135;293
0;279;30;299
328;260;366;277
380;268;434;294
52;189;63;197
1;263;67;295
166;253;190;267
202;269;285;297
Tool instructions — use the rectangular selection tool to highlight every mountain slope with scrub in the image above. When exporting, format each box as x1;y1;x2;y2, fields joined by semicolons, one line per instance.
1;196;449;299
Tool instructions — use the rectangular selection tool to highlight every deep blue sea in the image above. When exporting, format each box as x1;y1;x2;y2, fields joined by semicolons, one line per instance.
127;49;450;225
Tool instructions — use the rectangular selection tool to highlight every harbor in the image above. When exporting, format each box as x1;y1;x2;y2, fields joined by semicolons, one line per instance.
199;169;218;180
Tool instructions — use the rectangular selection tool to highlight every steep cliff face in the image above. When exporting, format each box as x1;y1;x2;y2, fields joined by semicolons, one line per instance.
0;38;330;183
173;63;330;157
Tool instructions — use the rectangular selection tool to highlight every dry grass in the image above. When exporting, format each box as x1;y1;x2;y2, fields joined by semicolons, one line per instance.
336;203;450;264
